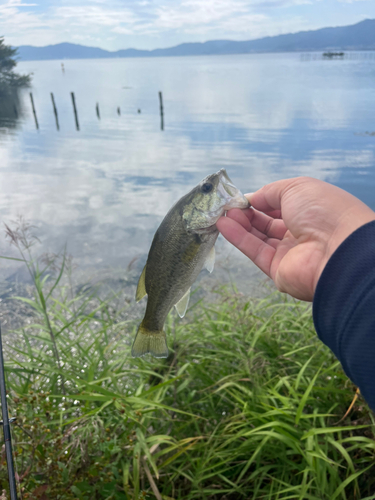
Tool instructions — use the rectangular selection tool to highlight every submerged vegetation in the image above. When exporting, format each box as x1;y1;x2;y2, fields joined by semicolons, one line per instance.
0;220;375;499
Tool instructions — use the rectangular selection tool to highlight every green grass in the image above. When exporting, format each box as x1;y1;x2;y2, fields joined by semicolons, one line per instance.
1;224;375;499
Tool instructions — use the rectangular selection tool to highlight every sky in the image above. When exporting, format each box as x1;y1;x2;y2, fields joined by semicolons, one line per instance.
1;0;375;51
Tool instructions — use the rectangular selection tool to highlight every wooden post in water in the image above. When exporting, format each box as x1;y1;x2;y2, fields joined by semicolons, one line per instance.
50;92;59;131
117;106;121;116
70;92;80;131
29;92;39;129
159;91;164;131
13;103;18;119
96;103;100;119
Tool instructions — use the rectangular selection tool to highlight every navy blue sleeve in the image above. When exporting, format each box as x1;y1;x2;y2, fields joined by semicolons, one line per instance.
313;220;375;411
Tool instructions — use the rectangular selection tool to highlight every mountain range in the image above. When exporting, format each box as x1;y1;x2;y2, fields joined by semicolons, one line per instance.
16;19;375;61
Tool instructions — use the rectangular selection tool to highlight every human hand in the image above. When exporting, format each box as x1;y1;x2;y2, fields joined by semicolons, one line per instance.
217;177;375;301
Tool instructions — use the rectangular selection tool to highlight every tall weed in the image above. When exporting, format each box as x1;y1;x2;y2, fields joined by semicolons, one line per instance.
0;221;374;499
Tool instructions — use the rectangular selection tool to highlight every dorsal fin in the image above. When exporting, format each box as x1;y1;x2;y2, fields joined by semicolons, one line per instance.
135;265;147;302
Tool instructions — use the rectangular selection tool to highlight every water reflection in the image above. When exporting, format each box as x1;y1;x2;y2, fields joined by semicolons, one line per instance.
0;54;374;287
0;86;21;129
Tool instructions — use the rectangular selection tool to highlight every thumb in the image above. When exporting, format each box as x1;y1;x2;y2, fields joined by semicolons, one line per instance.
247;178;301;213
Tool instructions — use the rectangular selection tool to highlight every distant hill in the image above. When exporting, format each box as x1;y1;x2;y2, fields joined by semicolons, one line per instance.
16;19;375;61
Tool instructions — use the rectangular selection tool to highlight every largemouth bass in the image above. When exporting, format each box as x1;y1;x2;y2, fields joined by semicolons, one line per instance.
132;169;249;358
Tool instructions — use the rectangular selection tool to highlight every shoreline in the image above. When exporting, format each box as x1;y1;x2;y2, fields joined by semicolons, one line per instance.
0;247;271;336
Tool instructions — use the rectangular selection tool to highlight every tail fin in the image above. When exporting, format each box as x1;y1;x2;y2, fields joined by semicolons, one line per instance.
131;322;168;358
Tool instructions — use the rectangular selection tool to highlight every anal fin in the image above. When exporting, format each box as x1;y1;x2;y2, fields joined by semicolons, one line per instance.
175;287;191;318
136;265;147;302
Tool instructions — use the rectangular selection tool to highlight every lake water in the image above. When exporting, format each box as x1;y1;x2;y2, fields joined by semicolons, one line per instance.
1;53;375;292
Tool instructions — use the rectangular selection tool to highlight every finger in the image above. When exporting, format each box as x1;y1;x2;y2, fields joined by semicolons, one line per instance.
247;210;288;240
217;216;277;278
264;209;282;219
225;208;252;231
226;208;287;240
246;178;300;213
225;209;268;241
245;194;281;219
225;208;282;242
266;238;282;249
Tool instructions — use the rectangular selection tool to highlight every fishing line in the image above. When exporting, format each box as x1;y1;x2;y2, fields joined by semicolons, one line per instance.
0;322;18;500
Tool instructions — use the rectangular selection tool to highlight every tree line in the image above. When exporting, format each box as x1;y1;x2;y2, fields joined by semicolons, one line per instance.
0;37;31;120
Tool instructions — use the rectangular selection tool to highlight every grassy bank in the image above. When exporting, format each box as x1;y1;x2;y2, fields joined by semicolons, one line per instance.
0;233;374;499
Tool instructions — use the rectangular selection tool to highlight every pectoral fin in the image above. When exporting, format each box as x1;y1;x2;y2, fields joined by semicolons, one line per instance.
204;246;215;273
136;265;147;302
175;288;191;318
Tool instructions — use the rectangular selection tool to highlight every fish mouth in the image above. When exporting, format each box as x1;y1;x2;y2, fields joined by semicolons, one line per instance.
193;169;249;234
217;170;250;211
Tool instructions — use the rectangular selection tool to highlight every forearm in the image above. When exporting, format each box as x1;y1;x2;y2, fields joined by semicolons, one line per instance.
313;221;375;411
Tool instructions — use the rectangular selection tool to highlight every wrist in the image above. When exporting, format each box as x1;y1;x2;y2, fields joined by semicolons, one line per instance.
328;207;375;257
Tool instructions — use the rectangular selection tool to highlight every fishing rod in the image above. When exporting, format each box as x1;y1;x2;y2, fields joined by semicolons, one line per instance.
0;323;18;500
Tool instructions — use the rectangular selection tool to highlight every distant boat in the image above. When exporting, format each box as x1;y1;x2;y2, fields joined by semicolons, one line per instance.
323;52;345;58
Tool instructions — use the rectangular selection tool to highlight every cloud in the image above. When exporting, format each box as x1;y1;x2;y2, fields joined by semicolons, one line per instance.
154;0;248;29
53;5;138;28
0;0;313;38
0;0;37;7
1;0;374;50
1;0;149;47
0;1;46;32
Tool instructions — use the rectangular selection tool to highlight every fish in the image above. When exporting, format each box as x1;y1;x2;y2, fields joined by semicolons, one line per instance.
131;168;249;358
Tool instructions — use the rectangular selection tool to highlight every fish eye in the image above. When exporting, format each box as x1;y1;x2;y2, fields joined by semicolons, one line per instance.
201;182;213;194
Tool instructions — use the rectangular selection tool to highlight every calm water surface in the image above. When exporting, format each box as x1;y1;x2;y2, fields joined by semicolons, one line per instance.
1;53;375;288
